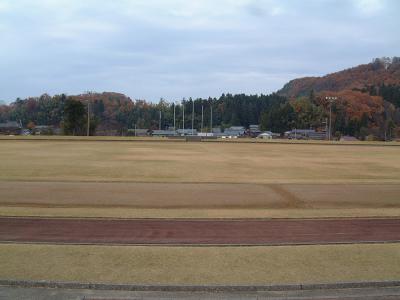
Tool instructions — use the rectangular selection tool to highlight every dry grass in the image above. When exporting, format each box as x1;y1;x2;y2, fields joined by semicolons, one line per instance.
1;139;399;286
1;140;400;184
1;140;399;219
1;182;400;218
2;206;400;219
1;243;399;285
8;182;400;209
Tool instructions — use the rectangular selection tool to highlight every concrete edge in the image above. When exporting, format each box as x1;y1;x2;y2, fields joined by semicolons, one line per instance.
1;279;400;292
1;240;400;248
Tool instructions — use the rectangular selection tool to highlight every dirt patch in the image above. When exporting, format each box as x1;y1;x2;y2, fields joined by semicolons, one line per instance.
269;185;309;208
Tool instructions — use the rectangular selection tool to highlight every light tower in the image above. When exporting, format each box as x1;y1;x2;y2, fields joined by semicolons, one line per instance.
325;96;337;141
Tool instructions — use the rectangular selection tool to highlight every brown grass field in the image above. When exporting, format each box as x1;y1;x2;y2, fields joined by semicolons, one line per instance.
1;139;400;218
1;139;400;183
1;138;400;285
1;181;400;218
1;243;400;285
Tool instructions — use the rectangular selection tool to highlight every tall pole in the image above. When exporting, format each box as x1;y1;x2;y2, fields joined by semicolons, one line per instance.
201;104;204;133
191;100;194;136
87;101;90;137
329;104;332;141
210;104;213;133
173;103;176;130
182;100;185;135
159;111;161;130
326;96;337;141
325;117;328;140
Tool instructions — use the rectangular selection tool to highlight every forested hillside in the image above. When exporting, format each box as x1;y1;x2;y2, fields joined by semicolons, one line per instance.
273;57;400;139
1;58;399;139
279;57;400;97
0;92;286;135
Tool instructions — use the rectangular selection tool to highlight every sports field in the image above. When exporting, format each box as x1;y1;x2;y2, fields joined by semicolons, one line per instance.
1;139;400;184
0;138;400;285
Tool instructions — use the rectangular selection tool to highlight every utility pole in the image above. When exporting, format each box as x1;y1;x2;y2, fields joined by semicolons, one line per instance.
87;101;90;137
201;104;204;133
191;100;194;136
326;96;337;141
159;111;161;130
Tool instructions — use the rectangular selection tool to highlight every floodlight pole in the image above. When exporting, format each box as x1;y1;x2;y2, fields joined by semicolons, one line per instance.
191;100;194;136
87;101;90;137
325;117;328;140
326;96;337;141
182;100;185;135
210;104;213;133
201;104;204;133
329;104;332;140
173;103;176;130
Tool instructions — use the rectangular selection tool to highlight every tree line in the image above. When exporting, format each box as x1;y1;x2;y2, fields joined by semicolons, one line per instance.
0;90;399;139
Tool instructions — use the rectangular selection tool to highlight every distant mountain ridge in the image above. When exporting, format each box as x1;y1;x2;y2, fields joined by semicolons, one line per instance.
278;57;400;97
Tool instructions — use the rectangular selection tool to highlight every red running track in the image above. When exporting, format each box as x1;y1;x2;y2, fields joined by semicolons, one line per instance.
0;217;400;246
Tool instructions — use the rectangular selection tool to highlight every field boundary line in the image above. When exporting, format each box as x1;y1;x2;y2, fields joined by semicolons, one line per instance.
1;137;400;147
1;179;400;185
1;240;400;247
1;216;400;221
1;279;400;292
2;214;400;220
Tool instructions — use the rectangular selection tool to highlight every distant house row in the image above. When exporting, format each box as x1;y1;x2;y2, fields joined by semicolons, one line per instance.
0;120;359;141
0;121;22;135
0;121;59;135
129;125;261;138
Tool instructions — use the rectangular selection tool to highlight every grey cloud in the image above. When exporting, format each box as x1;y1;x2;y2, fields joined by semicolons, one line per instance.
0;0;399;102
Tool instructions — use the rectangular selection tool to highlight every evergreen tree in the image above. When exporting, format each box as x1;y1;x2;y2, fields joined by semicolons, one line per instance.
63;99;86;135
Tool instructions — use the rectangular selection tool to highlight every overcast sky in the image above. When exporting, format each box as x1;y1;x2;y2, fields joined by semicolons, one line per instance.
0;0;399;102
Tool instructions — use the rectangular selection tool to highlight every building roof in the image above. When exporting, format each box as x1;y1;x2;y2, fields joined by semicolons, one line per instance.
34;125;53;129
290;129;316;134
223;130;245;136
176;129;198;134
228;126;245;131
0;121;21;128
152;130;176;136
